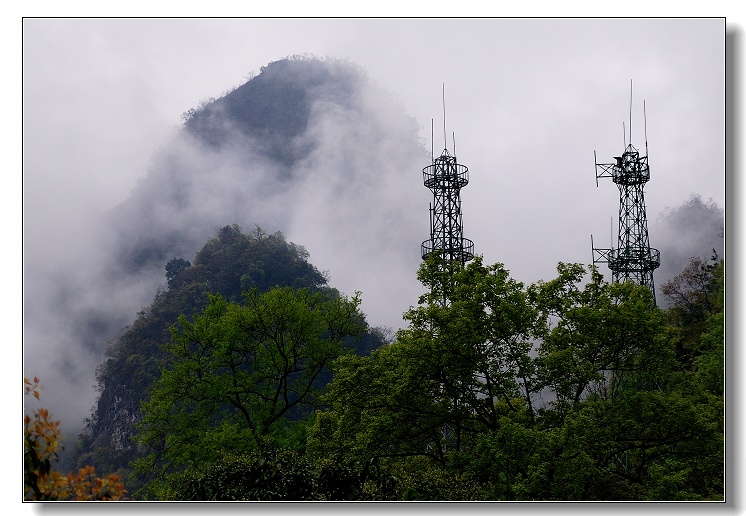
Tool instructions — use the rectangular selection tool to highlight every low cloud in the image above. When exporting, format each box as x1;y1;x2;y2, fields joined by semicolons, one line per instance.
651;194;724;305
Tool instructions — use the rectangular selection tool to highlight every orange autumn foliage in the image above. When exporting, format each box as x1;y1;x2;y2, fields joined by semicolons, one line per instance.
24;377;127;501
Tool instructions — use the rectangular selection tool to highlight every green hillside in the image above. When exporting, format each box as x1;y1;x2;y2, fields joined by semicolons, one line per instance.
71;225;385;493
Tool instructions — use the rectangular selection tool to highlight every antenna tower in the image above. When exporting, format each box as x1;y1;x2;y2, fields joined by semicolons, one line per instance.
592;83;660;305
421;87;474;268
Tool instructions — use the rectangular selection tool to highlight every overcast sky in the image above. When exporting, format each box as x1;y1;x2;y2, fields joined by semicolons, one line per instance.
20;17;731;449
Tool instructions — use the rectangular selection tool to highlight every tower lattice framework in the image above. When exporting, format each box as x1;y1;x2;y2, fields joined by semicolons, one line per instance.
421;147;474;266
592;138;660;305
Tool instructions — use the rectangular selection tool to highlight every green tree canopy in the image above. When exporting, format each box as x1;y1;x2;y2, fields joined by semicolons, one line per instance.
134;286;366;497
307;255;723;500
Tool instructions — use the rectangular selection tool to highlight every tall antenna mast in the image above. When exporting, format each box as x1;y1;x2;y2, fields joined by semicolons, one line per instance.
442;84;447;151
629;79;633;146
642;100;648;155
592;85;660;305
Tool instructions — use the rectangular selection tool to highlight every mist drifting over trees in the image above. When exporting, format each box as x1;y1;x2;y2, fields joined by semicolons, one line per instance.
651;194;724;306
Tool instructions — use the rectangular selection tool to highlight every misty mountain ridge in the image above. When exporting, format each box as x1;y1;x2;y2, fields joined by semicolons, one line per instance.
109;56;417;277
183;57;364;159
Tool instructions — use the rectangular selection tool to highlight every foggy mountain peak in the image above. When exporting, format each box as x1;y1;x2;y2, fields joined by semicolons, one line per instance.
184;57;364;153
108;56;424;274
25;55;428;432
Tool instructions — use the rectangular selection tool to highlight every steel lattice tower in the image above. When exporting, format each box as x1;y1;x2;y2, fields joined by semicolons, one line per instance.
421;146;474;266
592;94;660;305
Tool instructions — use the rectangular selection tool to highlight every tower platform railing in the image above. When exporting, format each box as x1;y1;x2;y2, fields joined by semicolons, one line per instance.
423;162;469;189
421;238;474;263
607;246;660;274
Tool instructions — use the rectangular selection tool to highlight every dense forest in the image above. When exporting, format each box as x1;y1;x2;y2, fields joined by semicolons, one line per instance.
27;222;724;500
